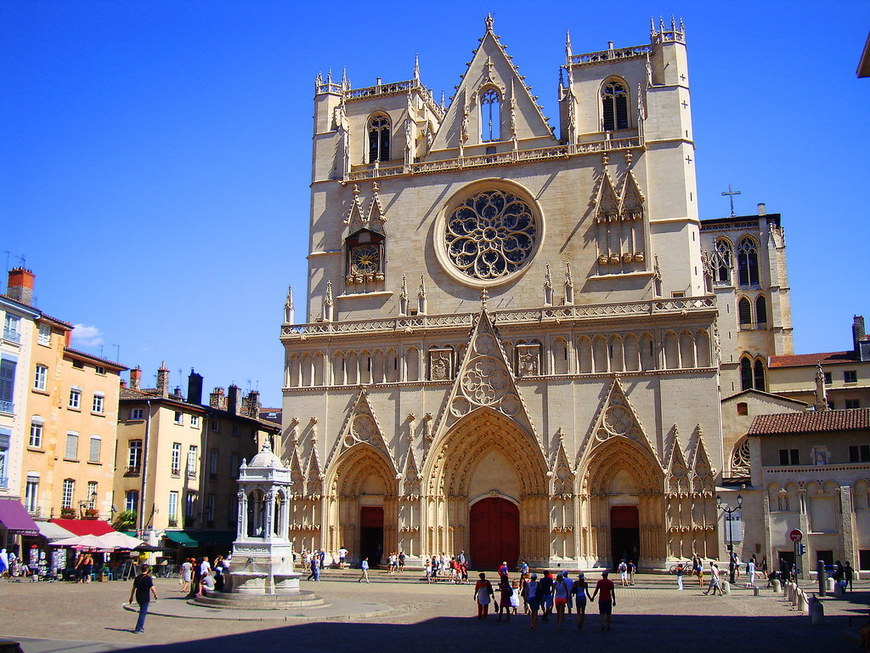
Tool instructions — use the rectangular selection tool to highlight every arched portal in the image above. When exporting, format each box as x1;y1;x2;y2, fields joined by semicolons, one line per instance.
326;445;398;567
470;497;519;570
423;408;549;565
581;436;665;569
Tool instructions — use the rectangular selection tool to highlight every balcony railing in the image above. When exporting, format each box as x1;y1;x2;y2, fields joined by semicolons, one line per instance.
2;328;20;343
0;400;13;414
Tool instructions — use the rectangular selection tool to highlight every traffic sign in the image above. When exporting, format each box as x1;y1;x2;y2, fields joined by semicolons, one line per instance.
790;529;803;543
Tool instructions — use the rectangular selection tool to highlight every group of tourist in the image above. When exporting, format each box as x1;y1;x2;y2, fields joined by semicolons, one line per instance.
386;551;406;573
473;566;617;631
423;552;469;583
179;555;230;597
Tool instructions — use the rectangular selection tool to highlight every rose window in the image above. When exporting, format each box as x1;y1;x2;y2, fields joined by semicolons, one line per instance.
444;190;537;280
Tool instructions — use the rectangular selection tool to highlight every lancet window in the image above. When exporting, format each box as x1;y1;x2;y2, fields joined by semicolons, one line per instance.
714;239;732;284
480;88;502;142
756;295;768;326
602;80;629;131
737;237;759;287
368;114;391;163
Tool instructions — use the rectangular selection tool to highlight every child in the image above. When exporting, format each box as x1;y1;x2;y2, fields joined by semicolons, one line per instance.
497;576;513;621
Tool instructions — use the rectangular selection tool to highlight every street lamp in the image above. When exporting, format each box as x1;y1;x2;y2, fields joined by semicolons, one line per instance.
717;493;743;584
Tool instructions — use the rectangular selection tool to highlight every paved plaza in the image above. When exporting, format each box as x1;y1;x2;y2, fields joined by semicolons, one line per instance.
0;571;867;652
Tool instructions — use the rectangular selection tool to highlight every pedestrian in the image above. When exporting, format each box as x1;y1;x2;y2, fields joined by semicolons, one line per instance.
523;573;541;630
498;560;509;580
473;572;494;619
845;561;854;592
746;557;756;588
553;572;569;629
590;570;616;631
73;552;85;583
398;551;405;573
497;576;512;621
128;564;157;634
572;573;590;630
519;573;531;614
307;554;320;581
200;556;211;577
200;570;216;596
0;549;7;577
358;557;370;583
180;558;193;593
562;571;574;614
539;570;554;621
510;579;520;614
676;563;684;590
703;562;722;595
338;546;347;569
519;558;529;576
618;559;629;586
629;560;637;585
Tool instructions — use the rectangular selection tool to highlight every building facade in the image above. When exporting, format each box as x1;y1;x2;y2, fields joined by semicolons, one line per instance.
115;365;279;551
280;18;726;569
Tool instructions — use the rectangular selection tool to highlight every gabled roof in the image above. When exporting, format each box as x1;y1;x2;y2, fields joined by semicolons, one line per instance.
768;351;858;368
721;388;808;407
64;346;128;372
748;408;870;436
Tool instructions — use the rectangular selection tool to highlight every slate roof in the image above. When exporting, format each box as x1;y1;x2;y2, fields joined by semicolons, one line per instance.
748;408;870;436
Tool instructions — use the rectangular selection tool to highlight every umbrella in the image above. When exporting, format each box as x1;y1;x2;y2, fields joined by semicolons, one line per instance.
50;534;107;549
135;544;164;552
95;531;143;550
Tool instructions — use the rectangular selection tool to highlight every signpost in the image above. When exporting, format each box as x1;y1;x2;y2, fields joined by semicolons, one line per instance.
791;529;803;581
790;529;802;543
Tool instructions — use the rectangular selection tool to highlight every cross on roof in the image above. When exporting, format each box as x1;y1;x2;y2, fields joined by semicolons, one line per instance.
721;184;742;217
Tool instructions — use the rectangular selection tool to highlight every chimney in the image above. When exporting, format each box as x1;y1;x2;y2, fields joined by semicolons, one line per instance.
854;315;866;355
156;362;170;398
757;203;766;216
130;366;142;390
120;379;128;389
244;391;260;418
6;268;35;305
209;387;226;410
227;384;242;415
187;369;204;406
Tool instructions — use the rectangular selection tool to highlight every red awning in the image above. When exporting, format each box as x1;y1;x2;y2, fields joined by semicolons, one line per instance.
0;499;39;536
49;519;115;536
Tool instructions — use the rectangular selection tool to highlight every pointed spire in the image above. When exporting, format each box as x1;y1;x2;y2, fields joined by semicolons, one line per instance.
413;54;420;81
326;69;333;85
368;181;387;222
341;67;349;91
485;13;494;33
565;30;573;59
544;263;553;305
417;274;427;314
284;285;294;324
650;16;656;39
440;90;446;109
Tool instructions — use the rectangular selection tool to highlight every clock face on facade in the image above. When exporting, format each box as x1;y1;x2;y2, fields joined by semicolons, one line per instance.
349;244;380;276
442;189;537;282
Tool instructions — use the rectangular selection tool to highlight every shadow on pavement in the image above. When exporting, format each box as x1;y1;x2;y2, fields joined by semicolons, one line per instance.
113;610;853;653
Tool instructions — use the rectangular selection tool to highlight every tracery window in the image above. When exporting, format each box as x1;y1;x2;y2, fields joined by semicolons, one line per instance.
443;189;537;281
714;239;732;284
602;80;629;131
740;357;753;391
737;237;759;287
731;439;751;476
754;359;766;391
480;88;502;142
368;114;390;163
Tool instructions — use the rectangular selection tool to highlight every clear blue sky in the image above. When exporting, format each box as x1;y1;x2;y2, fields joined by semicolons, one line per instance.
2;1;868;407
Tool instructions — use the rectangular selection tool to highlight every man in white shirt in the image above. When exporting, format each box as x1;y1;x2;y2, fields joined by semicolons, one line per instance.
338;547;348;569
199;556;211;577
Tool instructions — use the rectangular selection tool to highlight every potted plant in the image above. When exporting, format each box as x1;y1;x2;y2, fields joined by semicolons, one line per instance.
60;507;76;519
82;508;100;520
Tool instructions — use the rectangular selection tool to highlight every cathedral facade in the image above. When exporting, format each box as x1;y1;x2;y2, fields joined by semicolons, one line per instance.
280;18;724;569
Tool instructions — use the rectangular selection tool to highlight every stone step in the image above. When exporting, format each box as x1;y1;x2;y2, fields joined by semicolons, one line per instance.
193;590;328;610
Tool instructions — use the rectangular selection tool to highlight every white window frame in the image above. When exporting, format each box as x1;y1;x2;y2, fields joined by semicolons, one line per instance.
129;408;144;420
171;442;181;474
187;445;198;476
190;415;199;427
68;387;81;410
65;432;79;460
37;324;51;346
174;411;183;425
24;473;39;513
86;481;98;509
92;393;104;414
185;492;196;517
128;439;142;471
124;489;138;513
29;419;43;448
34;364;48;391
168;491;179;523
88;435;101;463
61;479;75;509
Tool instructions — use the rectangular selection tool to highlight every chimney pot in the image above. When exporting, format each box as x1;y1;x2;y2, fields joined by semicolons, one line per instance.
757;202;766;216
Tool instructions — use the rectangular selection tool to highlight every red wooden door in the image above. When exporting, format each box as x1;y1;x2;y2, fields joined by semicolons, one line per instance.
469;498;519;571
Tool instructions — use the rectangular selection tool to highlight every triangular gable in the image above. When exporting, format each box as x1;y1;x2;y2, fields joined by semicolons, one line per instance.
551;430;575;496
665;433;690;493
305;446;323;496
401;447;421;495
288;444;305;493
576;377;661;469
595;172;620;220
430;16;555;152
430;309;538;445
367;182;387;223
344;184;366;227
324;388;397;474
620;170;645;219
690;427;715;476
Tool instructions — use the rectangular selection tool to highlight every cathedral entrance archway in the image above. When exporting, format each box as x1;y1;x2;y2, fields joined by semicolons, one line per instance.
610;505;639;570
360;506;384;566
469;497;519;571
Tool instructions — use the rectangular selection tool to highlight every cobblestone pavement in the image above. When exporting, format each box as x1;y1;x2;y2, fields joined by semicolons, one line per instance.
0;572;867;652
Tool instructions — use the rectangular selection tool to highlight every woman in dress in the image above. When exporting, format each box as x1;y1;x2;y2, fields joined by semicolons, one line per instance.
523;573;541;630
553;573;569;629
497;576;513;621
572;573;590;630
473;572;495;619
180;557;193;593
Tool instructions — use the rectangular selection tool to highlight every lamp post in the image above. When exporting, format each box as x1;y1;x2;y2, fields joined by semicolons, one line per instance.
717;493;743;584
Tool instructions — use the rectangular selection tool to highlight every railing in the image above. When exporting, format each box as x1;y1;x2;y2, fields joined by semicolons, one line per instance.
2;328;20;343
0;400;13;413
346;137;640;182
281;296;716;338
570;45;653;65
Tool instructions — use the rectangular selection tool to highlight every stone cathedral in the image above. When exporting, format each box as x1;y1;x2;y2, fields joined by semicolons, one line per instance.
279;17;725;570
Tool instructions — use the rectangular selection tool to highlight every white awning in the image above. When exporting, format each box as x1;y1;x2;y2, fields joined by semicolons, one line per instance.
36;521;75;541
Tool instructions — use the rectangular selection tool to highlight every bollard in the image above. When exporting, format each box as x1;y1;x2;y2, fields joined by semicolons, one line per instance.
753;586;761;597
786;582;795;603
796;589;808;612
722;580;731;595
818;560;827;597
834;580;845;598
807;594;824;625
772;579;781;593
826;577;835;593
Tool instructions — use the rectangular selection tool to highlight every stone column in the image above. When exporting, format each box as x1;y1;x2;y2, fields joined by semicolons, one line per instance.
237;490;248;538
840;485;856;565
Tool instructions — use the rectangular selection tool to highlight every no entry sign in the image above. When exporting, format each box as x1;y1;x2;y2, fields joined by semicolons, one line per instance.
790;529;803;543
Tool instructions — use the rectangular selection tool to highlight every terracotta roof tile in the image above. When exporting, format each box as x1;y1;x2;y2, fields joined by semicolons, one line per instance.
748;408;870;436
768;351;857;368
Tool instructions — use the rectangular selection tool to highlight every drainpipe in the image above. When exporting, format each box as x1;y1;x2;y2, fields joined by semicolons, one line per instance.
138;400;152;535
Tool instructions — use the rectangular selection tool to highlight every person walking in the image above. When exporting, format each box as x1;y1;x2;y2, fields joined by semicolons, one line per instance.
539;570;554;621
307;554;320;581
590;570;616;631
473;572;495;619
128;565;158;634
358;557;369;583
746;557;757;588
845;561;854;592
553;572;569;629
572;573;590;630
618;559;629;586
676;563;684;590
180;558;193;593
703;562;722;595
496;576;513;622
562;571;574;615
338;546;348;569
523;573;541;630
